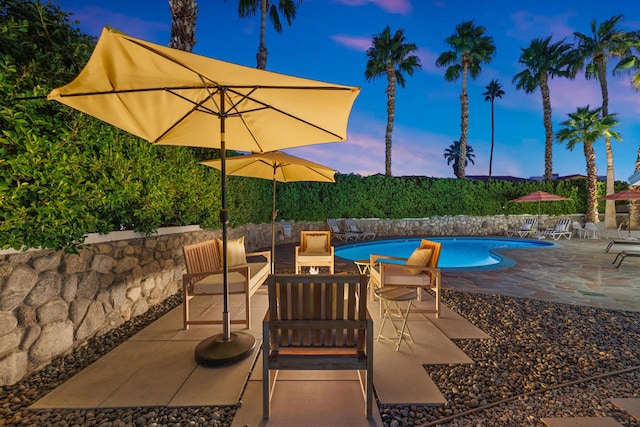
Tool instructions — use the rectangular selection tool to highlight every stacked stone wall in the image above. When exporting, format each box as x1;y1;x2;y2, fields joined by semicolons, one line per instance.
0;214;612;385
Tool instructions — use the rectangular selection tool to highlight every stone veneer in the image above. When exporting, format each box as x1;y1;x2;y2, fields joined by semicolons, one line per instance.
0;214;596;386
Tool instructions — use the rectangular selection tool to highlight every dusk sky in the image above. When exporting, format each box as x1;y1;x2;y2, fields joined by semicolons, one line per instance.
55;0;640;182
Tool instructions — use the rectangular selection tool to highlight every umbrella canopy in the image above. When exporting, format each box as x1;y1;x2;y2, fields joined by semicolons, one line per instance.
201;151;336;273
510;191;572;228
48;27;359;151
599;189;640;234
47;26;359;366
598;189;640;201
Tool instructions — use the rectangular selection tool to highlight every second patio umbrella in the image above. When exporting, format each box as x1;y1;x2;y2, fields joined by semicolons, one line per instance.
599;189;640;235
510;191;572;229
201;151;336;273
47;26;359;366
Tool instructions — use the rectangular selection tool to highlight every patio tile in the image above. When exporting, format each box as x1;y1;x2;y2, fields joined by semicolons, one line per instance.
540;417;623;426
611;398;640;420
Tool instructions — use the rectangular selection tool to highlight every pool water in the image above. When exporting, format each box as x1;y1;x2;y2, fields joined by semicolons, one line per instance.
334;237;556;270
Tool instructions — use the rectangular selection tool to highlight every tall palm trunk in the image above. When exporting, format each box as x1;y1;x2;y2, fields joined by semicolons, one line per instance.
385;63;396;176
459;65;469;179
168;0;197;52
540;73;553;181
489;98;495;177
597;59;616;227
584;142;598;223
257;0;268;69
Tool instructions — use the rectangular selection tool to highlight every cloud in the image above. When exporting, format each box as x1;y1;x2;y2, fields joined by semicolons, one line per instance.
334;0;412;15
508;10;575;41
330;34;371;52
67;6;168;42
416;48;440;74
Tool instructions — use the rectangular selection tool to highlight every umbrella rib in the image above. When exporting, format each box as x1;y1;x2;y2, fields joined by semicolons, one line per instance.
223;86;346;141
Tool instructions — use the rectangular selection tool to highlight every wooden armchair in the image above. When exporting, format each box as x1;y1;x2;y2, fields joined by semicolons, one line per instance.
294;231;334;274
263;274;373;419
182;238;271;329
369;239;442;317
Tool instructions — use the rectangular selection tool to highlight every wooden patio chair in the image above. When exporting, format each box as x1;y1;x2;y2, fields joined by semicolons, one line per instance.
295;230;334;274
262;274;373;419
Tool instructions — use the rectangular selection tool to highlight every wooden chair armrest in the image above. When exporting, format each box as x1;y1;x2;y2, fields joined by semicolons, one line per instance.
378;262;441;284
247;250;271;263
370;254;408;264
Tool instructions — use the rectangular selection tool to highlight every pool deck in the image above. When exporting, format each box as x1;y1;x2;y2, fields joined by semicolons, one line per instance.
322;234;640;313
28;233;640;427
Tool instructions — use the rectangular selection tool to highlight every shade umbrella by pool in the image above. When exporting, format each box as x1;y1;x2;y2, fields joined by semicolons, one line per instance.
599;189;640;235
201;151;336;273
47;26;360;366
510;191;572;229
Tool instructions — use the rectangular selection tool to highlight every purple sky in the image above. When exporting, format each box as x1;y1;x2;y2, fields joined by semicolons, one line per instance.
56;0;640;181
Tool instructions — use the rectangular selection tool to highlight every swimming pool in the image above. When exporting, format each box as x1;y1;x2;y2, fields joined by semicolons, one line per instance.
334;237;557;271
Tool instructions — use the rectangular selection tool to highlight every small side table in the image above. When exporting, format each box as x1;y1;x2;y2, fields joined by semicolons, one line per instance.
375;286;417;351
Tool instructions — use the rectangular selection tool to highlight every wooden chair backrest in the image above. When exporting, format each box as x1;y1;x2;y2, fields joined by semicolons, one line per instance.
266;274;367;351
183;240;222;274
300;231;331;252
419;239;442;268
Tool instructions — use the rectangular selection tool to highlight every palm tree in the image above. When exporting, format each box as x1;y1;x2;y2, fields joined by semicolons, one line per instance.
614;31;640;90
513;36;573;181
365;26;421;176
615;53;640;90
436;21;495;179
572;15;635;228
237;0;301;70
443;140;476;178
556;106;621;223
169;0;198;52
482;79;504;178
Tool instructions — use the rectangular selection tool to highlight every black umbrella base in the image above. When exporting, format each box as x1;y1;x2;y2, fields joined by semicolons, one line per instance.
194;332;256;367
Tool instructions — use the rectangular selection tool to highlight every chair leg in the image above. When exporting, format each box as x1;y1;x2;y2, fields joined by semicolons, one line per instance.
245;291;251;329
183;284;189;330
614;252;628;268
263;324;270;419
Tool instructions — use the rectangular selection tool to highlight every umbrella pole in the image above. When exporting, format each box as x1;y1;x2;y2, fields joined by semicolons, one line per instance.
194;88;256;367
271;171;277;274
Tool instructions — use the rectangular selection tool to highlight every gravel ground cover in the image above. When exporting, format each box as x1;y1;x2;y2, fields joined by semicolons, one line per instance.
1;289;639;427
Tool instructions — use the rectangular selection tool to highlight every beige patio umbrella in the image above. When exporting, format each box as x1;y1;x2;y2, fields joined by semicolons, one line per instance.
510;191;572;229
201;151;336;274
47;26;359;366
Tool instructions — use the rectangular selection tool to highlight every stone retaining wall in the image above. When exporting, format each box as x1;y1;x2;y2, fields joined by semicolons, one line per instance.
0;214;606;386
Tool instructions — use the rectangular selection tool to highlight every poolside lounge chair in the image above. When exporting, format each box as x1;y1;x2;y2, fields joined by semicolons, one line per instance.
604;238;640;253
537;218;572;240
344;218;376;240
295;230;334;274
612;250;640;268
506;218;537;237
326;219;357;241
369;239;442;318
